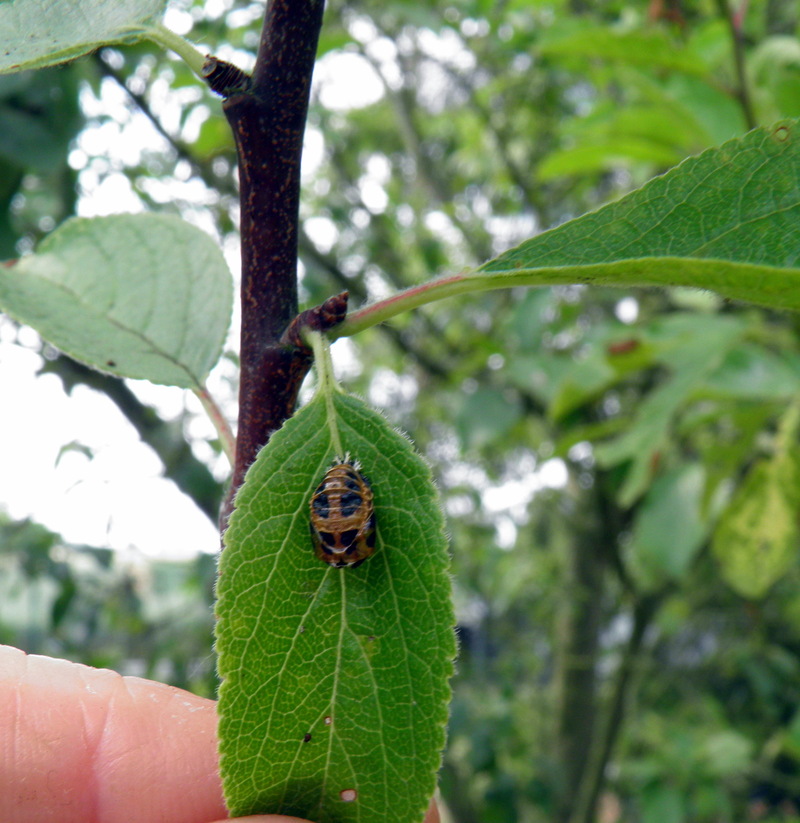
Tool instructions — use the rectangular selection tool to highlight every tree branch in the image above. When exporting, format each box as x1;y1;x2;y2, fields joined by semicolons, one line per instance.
219;0;326;524
715;0;757;130
568;593;664;823
42;354;224;525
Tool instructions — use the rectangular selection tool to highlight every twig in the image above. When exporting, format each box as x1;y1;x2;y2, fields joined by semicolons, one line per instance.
568;593;663;823
715;0;756;130
42;354;224;525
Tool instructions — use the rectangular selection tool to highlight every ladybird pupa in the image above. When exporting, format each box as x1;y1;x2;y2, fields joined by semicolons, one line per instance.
309;458;376;568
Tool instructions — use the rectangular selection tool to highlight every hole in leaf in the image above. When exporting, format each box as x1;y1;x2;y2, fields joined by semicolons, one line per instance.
773;124;791;143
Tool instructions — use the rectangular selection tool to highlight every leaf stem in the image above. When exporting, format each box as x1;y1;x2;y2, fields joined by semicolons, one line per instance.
330;269;480;338
330;264;581;338
193;384;236;467
330;256;800;339
308;331;344;458
143;22;206;79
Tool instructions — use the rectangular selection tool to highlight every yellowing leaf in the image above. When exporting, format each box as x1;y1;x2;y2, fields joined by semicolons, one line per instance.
712;445;800;598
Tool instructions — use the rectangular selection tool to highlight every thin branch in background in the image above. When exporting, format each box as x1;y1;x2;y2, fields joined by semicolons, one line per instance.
438;60;547;219
716;0;757;130
41;354;224;525
568;593;664;823
357;40;494;263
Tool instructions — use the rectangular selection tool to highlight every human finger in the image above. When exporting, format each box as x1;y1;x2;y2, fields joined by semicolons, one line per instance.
0;644;226;823
210;797;438;823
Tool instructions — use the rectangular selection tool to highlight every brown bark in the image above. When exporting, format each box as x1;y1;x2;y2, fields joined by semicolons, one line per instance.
216;0;327;527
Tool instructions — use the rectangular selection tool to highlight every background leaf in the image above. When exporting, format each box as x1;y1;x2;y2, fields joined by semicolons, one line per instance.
628;463;709;589
712;446;800;599
0;0;168;74
216;391;456;823
594;315;745;505
538;25;707;75
0;214;232;388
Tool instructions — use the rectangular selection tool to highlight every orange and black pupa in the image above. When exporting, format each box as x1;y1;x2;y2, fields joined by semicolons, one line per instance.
309;457;376;568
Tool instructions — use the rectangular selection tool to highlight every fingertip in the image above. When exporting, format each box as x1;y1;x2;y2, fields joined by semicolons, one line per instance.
0;644;226;823
424;797;441;823
210;797;439;823
209;817;317;823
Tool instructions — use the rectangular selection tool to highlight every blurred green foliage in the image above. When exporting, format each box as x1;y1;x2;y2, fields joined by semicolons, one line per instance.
4;0;800;821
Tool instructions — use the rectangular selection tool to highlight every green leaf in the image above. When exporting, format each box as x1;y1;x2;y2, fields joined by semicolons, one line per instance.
0;68;83;170
783;708;800;758
700;731;753;778
641;784;685;823
216;390;456;823
338;120;800;339
538;138;681;182
750;36;800;122
479;120;800;296
712;405;800;598
0;0;168;74
703;344;800;400
0;214;232;388
538;24;707;76
622;69;745;149
629;463;708;589
662;74;746;146
546;352;617;420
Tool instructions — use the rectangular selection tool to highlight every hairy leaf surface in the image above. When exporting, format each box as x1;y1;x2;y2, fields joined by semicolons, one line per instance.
0;0;167;73
217;391;456;823
0;214;232;388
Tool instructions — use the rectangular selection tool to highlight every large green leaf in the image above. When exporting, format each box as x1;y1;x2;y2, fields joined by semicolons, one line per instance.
339;119;800;338
216;390;456;823
0;0;168;74
0;214;232;388
478;120;800;292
